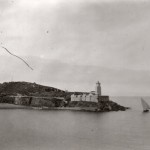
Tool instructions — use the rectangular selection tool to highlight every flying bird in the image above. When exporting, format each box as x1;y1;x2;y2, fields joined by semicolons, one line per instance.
1;46;33;70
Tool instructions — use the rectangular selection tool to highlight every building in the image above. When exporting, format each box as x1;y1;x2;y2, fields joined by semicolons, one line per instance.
95;81;101;95
71;81;109;102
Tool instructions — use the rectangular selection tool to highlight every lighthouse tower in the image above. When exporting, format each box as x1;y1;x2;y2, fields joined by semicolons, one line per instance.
95;81;101;96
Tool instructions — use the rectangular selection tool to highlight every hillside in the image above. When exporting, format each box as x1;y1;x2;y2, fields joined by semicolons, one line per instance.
0;81;66;97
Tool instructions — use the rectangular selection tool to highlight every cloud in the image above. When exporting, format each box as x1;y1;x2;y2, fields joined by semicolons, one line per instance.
1;0;150;95
0;55;150;96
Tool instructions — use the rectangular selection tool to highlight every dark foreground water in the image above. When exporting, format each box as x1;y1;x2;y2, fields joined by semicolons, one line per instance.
0;97;150;150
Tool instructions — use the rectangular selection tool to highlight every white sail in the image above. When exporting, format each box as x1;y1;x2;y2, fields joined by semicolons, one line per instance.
141;98;150;111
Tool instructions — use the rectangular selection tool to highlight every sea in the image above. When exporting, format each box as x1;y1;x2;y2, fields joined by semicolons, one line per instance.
0;96;150;150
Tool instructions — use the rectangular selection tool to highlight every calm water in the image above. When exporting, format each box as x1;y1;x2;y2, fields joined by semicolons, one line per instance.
0;97;150;150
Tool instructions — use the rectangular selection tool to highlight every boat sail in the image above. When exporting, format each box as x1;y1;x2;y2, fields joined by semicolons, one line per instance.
141;98;150;112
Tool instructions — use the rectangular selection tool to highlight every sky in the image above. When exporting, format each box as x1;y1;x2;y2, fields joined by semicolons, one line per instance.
0;0;150;96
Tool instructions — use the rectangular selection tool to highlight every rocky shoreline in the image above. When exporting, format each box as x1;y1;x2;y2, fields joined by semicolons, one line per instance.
0;100;129;112
68;100;129;112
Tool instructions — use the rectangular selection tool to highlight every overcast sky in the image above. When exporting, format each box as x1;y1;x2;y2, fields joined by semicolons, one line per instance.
0;0;150;96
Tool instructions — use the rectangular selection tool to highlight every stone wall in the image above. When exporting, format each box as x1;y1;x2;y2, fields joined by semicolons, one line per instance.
12;96;65;107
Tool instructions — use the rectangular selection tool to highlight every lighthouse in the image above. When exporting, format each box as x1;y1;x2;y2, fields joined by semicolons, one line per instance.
95;81;101;96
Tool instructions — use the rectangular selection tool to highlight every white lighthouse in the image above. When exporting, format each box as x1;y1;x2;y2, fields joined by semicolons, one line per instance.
71;81;109;102
95;81;101;96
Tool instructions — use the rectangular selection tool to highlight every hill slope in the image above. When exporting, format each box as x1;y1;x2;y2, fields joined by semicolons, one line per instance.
0;81;66;97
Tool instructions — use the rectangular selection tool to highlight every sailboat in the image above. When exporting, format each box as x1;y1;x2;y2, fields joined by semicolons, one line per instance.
141;98;150;112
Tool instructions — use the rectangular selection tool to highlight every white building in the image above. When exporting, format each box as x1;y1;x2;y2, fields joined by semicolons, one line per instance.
71;81;108;102
95;81;101;95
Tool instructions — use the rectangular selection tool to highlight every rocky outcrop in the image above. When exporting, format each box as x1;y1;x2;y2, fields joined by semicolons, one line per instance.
68;100;128;112
68;101;98;108
98;101;128;111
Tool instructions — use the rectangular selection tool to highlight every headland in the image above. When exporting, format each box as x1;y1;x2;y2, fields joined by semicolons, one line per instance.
0;81;128;112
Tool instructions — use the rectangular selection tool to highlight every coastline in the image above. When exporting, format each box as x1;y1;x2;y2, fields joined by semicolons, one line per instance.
0;104;98;111
0;103;128;112
0;103;32;109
